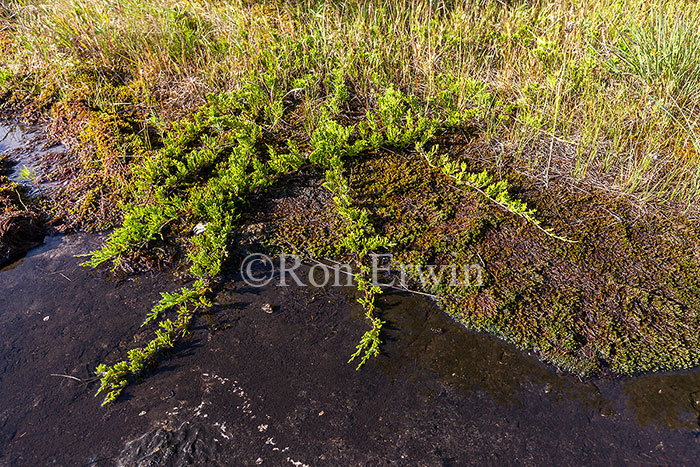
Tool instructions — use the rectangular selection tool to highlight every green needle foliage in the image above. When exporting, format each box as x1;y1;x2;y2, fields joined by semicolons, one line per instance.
608;7;700;105
310;105;391;367
423;150;574;242
86;88;287;404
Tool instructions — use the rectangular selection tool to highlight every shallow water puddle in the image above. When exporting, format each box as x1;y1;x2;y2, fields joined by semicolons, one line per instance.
623;370;700;429
0;123;27;153
293;265;700;435
375;290;700;432
0;121;66;194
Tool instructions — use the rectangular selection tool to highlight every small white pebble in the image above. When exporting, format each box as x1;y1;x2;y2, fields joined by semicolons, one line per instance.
138;411;147;416
255;458;263;465
193;223;208;235
318;411;324;416
43;316;49;321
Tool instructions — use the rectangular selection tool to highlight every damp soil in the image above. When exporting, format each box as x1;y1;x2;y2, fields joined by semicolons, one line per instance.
1;234;700;465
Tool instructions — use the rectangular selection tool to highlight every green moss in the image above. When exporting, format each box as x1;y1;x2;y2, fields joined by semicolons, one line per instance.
268;138;700;377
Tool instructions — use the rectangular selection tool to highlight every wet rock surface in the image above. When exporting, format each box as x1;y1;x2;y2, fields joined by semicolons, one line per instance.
0;122;66;196
0;235;699;465
0;122;66;268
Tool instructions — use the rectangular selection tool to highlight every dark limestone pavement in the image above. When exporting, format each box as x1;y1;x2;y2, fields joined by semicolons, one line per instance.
0;235;699;465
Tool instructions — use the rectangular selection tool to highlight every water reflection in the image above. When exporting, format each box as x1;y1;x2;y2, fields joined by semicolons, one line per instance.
376;289;700;432
624;372;700;430
0;122;65;194
0;123;26;154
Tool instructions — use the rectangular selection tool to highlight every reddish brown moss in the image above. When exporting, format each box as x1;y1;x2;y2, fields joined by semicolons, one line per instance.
262;139;700;376
44;98;154;230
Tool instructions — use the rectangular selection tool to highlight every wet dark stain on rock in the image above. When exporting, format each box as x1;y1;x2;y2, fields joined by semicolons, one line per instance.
1;236;700;464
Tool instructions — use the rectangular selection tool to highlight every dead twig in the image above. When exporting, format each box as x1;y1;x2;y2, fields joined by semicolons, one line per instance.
50;373;82;382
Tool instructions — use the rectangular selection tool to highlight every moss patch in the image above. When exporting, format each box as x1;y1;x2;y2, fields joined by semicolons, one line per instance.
45;99;155;230
263;139;700;377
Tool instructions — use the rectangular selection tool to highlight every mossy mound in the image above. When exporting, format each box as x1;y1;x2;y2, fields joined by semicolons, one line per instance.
45;99;152;231
263;142;700;377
